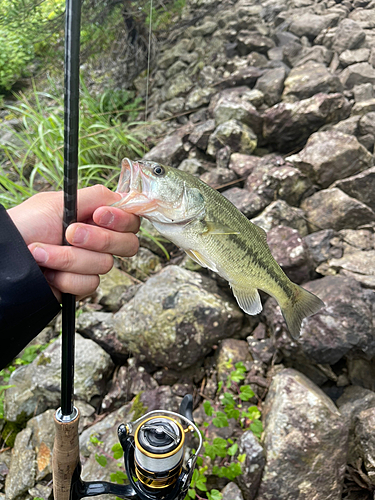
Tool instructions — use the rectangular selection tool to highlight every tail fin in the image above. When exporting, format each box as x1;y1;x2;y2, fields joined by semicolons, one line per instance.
281;285;324;339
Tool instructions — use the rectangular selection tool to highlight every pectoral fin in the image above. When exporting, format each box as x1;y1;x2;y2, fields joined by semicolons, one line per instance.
202;221;240;235
185;249;218;273
232;285;262;315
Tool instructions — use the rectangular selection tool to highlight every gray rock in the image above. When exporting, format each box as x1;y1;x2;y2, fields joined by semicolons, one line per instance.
256;368;347;500
301;188;375;232
221;482;244;500
267;226;315;284
266;275;375;365
349;7;375;28
219;67;264;89
332;19;366;53
26;409;55;481
185;87;216;110
28;483;52;500
165;74;194;100
289;13;337;40
5;428;36;500
339;48;370;67
157;97;185;119
251;200;309;236
143;125;192;167
333;166;375;211
354;407;375;484
120;246;162;280
241;88;264;108
188;119;216;150
254;67;286;106
191;20;218;36
263;93;351;153
340;63;375;89
303;229;342;266
158;39;195;69
331;115;360;136
229;153;259;177
289;130;373;188
165;61;187;79
222;187;267;218
324;250;375;288
282;62;343;101
101;360;158;412
112;266;243;370
294;45;333;67
215;338;252;382
207;120;257;157
236;430;265;500
237;31;275;56
139;385;181;413
213;96;263;135
200;167;237;188
178;158;207;175
95;266;134;312
4;334;114;421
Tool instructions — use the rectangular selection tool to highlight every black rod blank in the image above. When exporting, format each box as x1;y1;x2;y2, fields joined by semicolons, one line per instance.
61;0;81;417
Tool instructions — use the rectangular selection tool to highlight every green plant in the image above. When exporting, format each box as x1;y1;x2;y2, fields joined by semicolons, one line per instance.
0;78;146;208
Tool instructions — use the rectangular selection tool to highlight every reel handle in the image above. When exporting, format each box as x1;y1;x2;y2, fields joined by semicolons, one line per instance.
179;394;194;423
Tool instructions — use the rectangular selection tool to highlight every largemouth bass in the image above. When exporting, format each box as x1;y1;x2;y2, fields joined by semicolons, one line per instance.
114;158;324;339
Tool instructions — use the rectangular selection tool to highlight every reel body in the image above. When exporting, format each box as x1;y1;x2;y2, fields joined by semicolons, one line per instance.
72;395;201;500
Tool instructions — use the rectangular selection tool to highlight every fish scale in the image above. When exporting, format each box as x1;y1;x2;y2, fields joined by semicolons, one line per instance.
114;158;324;338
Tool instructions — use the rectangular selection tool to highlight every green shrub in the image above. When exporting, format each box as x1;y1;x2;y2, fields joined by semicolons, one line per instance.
0;30;34;91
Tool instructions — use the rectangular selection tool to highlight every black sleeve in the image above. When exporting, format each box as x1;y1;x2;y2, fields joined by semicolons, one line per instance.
0;204;61;369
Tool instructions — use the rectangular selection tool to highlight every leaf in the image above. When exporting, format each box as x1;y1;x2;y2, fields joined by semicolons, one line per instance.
203;400;213;416
212;412;229;428
239;385;255;401
250;419;263;439
95;454;107;467
207;489;223;500
238;453;246;463
188;489;196;499
228;443;238;456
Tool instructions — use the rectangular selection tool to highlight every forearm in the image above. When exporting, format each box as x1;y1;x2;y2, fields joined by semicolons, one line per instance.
0;205;61;369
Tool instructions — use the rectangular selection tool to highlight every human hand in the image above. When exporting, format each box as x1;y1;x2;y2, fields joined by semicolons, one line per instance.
8;185;140;301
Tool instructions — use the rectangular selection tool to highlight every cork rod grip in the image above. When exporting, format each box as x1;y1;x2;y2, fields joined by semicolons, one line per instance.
53;409;80;500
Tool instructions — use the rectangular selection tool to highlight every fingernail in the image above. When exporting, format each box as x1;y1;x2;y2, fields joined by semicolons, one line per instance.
99;210;115;227
44;270;55;283
72;226;88;244
32;246;48;264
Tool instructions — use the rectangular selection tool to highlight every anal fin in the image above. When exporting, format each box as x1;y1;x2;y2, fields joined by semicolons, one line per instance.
232;285;262;315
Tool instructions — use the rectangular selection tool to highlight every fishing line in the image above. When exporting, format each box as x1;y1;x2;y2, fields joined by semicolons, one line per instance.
145;0;153;129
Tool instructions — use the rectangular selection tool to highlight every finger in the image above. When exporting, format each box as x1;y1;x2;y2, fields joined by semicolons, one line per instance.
92;206;140;233
65;224;139;257
29;243;114;275
44;270;100;297
77;185;122;221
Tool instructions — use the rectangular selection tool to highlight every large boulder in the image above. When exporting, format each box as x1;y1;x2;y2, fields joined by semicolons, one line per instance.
332;166;375;211
112;266;244;370
288;130;373;188
256;369;348;500
207;120;257;157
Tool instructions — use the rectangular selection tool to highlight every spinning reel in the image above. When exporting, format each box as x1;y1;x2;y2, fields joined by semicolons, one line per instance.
72;394;202;500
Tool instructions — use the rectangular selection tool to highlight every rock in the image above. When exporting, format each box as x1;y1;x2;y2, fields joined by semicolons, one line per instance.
237;31;275;55
340;62;375;89
301;188;375;232
120;247;162;280
282;62;343;101
5;428;36;500
354;407;375;484
139;386;181;413
95;266;133;312
251;200;309;236
324;250;375;287
219;67;265;89
178;158;207;175
188;119;216;150
213;96;263;135
263;93;351;153
294;45;333;67
185;87;216;110
112;266;243;370
289;130;373;188
339;48;370;67
157;97;185;119
354;83;374;103
26;409;55;481
28;483;52;500
191;20;218;36
200;167;238;188
242;88;264;108
289;13;337;40
267;226;315;284
266;275;375;365
4;334;114;422
158;39;195;69
256;369;347;500
254;67;286;106
236;430;265;500
215;338;252;382
229;153;259;177
349;7;375;28
101;360;158;412
221;482;244;500
303;229;343;266
332;19;366;53
222;187;266;218
206;120;257;157
143;126;192;167
333;166;375;211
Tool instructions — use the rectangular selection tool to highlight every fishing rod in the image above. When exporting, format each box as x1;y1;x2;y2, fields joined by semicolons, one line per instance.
52;2;201;500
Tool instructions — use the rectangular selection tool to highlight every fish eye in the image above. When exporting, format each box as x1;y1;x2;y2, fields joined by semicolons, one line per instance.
153;165;165;176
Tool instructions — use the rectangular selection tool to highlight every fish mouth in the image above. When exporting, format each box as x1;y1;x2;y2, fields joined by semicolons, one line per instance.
113;158;158;215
